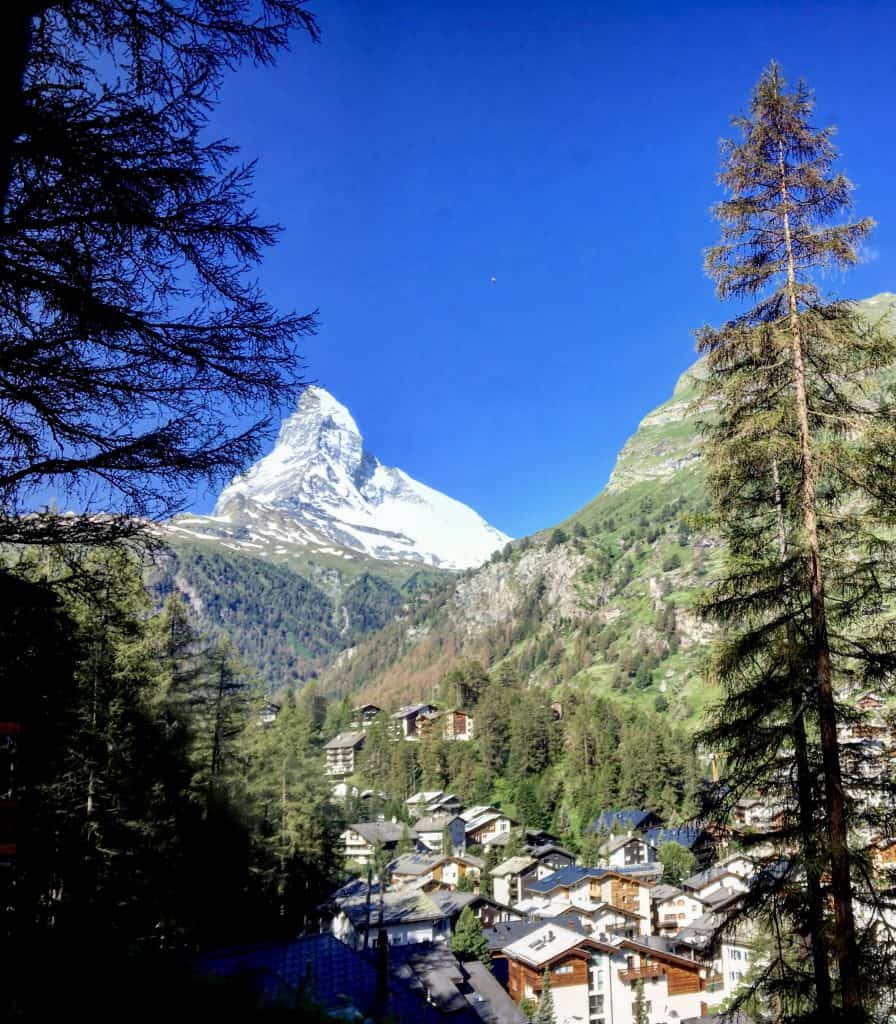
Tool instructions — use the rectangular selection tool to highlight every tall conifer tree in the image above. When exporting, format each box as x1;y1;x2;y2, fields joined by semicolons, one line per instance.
698;62;896;1021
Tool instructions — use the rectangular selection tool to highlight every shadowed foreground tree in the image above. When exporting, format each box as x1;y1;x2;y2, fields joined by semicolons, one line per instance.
1;549;347;1012
697;62;896;1022
0;1;320;544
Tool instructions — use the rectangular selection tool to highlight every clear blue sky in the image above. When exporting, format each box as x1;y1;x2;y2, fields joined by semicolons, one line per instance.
199;0;896;538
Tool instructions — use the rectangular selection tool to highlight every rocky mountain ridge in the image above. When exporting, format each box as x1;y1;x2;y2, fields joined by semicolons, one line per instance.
175;387;511;570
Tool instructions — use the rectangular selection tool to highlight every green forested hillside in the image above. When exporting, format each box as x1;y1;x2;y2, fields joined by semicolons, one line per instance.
148;540;449;688
319;295;896;722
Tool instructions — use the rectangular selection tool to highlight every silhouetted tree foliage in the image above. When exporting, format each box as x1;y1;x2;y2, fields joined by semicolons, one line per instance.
0;1;320;544
0;546;345;1014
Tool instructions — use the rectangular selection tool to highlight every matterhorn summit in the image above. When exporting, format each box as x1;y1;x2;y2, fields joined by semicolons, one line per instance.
204;387;510;569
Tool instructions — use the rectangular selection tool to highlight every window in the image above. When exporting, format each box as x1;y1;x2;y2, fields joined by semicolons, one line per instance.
554;964;574;975
589;994;605;1013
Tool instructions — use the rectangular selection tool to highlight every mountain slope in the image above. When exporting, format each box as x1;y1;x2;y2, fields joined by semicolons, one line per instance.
151;386;510;686
148;539;451;687
318;366;712;719
319;295;896;720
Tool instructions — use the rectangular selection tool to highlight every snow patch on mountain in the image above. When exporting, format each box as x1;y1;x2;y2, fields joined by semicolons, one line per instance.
211;387;511;569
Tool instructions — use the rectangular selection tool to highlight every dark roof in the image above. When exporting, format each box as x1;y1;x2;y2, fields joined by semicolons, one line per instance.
463;961;528;1024
701;886;743;911
194;933;377;1013
414;814;464;832
524;864;650;895
392;703;436;719
644;826;706;850
650;884;684;904
427;891;516;920
528;843;575;861
391;943;525;1024
347;821;414;845
338;889;450;928
485;920;546;951
323;730;366;750
194;933;464;1022
592;809;659;833
324;876;382;907
525;865;592;894
606;833;655;854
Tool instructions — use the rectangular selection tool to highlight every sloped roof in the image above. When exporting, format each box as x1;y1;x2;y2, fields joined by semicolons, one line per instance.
413;813;464;832
682;865;745;892
323;730;366;750
464;809;518;833
526;865;603;894
193;933;445;1021
407;790;445;804
392;704;436;719
529;842;575;861
620;935;707;970
346;821;414;846
339;889;449;928
700;886;743;910
491;855;537;878
389;852;442;877
502;923;588;969
651;884;684;904
389;851;485;877
606;833;656;854
592;809;659;833
644;826;706;850
391;944;525;1024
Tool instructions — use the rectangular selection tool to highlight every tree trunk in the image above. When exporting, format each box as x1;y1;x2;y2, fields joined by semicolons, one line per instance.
771;459;833;1017
779;146;863;1020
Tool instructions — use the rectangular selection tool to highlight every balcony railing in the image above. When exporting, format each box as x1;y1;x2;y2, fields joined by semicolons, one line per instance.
618;964;666;982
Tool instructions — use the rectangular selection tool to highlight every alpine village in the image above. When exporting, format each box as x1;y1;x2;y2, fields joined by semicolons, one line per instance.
3;3;896;1023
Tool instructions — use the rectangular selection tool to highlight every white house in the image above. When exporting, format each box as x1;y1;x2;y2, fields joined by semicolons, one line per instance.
340;821;415;865
331;889;452;950
525;867;653;924
651;884;706;937
388;851;483;891
323;730;366;777
677;910;756;1008
491;856;539;906
615;938;708;1024
499;924;617;1024
391;704;437;739
462;806;518;846
413;813;467;854
602;833;657;869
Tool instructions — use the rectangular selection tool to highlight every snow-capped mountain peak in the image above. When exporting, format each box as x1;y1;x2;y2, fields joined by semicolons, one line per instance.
207;387;511;569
